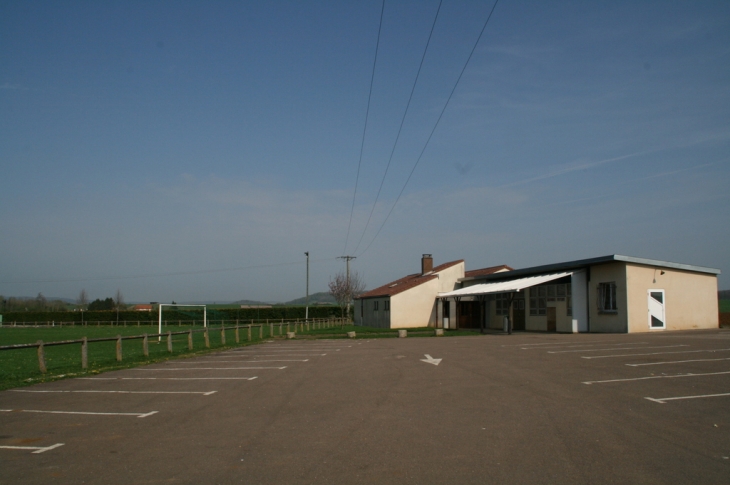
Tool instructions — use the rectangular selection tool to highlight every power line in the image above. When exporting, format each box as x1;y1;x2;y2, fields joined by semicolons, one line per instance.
358;0;501;257
351;0;444;255
343;0;386;255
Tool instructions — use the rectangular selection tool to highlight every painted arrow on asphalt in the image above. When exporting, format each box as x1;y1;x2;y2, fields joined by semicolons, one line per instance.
420;354;442;366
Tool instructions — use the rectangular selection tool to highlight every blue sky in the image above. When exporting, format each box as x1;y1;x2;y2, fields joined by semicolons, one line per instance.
1;0;728;303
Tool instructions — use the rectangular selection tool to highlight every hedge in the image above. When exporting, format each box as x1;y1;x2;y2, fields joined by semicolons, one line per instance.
0;306;345;324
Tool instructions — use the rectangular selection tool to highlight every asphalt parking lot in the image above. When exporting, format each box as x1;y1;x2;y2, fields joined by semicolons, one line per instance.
2;330;729;484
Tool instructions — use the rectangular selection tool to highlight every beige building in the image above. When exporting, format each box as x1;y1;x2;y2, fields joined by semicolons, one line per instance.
354;255;510;329
439;255;720;333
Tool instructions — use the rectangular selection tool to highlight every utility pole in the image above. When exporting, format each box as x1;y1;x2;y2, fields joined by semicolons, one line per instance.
338;256;356;319
305;251;309;321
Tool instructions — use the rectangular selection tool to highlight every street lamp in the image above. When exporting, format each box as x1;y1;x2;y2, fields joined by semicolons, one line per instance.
304;251;309;321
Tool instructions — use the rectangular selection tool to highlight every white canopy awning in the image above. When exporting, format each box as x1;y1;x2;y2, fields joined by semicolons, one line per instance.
438;272;572;298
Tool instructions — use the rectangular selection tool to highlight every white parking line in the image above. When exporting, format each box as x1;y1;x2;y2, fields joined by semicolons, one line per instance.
0;409;158;418
134;366;286;370
503;341;631;347
222;354;325;357
582;348;730;359
0;443;65;454
583;370;730;384
80;377;258;381
169;359;308;363
549;345;688;354
645;392;730;404
256;346;350;349
626;357;730;367
521;342;649;350
10;390;217;396
233;350;333;353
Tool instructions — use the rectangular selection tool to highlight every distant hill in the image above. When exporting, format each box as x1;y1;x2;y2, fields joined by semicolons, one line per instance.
231;299;276;306
284;292;336;306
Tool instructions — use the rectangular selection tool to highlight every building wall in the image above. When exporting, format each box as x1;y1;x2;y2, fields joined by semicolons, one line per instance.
436;262;466;292
391;279;440;328
588;262;628;333
357;297;391;329
625;264;719;332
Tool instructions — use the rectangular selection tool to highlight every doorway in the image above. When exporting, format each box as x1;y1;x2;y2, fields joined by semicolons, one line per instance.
648;290;665;329
513;299;525;331
547;307;557;332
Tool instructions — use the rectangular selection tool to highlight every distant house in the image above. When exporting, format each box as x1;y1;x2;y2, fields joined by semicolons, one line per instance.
354;254;511;329
133;304;153;312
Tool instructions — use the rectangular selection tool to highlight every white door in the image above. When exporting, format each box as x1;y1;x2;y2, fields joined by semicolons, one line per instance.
648;290;665;330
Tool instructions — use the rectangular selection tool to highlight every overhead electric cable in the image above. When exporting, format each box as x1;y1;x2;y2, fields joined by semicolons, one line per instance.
343;0;386;254
358;0;501;257
351;0;444;255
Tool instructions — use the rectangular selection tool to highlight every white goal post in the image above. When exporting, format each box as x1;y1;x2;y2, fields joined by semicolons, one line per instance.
158;304;207;337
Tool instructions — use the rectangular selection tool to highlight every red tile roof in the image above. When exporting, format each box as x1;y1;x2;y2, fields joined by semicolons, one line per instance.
358;260;464;299
464;264;513;278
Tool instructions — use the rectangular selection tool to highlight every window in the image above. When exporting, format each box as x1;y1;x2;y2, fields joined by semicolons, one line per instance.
598;282;618;313
496;293;510;315
384;300;390;311
373;300;379;311
529;286;546;316
567;296;572;316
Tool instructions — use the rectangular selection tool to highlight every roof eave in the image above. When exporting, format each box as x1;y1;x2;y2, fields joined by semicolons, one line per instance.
459;254;720;283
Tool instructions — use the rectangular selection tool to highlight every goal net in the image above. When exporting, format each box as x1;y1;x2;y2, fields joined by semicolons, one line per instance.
158;304;207;336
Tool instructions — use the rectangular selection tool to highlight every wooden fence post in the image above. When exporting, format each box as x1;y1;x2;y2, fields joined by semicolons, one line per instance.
259;325;262;339
143;334;149;357
80;337;88;370
167;332;173;353
188;330;193;350
221;327;226;345
247;325;252;341
116;336;122;362
37;340;47;374
204;329;210;348
235;325;240;343
270;323;273;338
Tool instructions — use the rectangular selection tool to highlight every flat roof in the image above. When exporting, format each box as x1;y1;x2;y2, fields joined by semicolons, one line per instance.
459;254;720;283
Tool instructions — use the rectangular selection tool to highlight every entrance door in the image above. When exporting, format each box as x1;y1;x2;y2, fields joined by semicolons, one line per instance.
648;290;665;329
513;299;525;331
547;307;557;332
457;301;482;329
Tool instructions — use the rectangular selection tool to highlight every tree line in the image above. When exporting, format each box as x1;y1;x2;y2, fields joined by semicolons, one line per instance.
0;293;68;312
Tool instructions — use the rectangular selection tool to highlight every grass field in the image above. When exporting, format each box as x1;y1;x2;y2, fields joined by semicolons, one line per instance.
0;322;468;390
0;322;330;391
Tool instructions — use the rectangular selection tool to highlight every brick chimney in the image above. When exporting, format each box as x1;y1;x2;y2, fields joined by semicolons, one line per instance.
421;254;433;274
